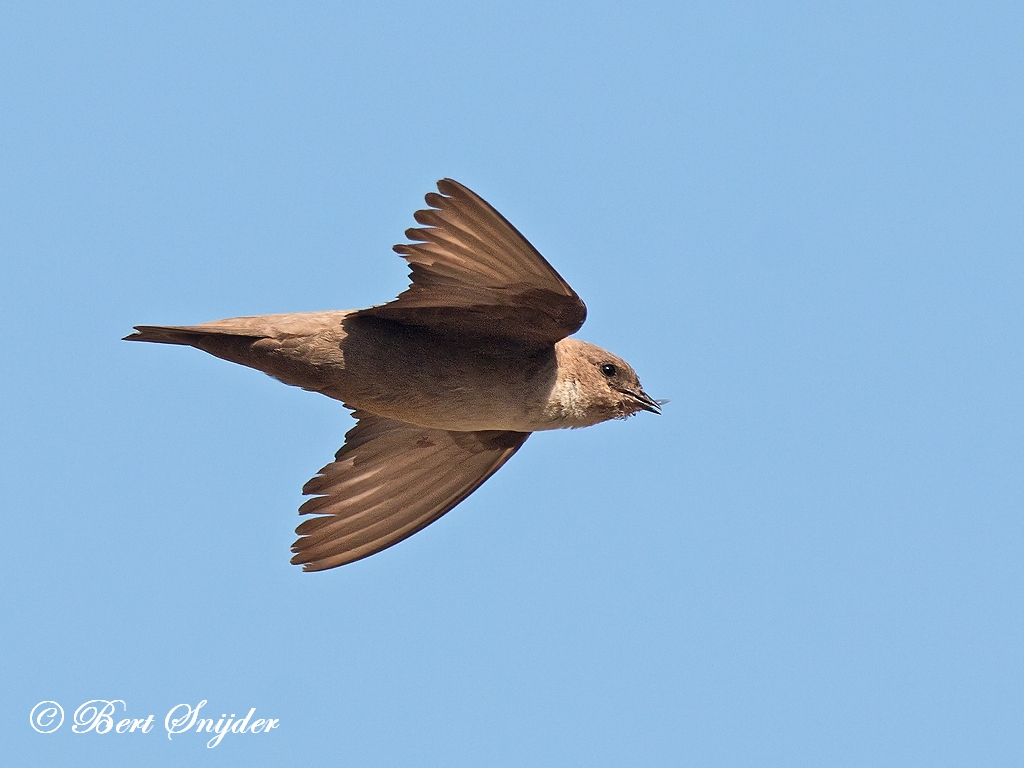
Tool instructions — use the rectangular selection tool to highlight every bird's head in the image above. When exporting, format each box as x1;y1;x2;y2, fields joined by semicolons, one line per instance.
551;338;663;427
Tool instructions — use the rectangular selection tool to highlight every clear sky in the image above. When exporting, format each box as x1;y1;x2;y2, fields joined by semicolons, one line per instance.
3;1;1022;765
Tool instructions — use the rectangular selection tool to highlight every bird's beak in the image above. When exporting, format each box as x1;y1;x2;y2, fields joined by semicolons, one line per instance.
625;388;665;414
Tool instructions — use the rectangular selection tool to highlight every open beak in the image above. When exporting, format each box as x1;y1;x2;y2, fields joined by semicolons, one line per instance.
625;388;665;415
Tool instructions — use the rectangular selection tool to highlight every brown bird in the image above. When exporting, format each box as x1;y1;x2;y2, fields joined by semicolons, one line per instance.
126;179;662;570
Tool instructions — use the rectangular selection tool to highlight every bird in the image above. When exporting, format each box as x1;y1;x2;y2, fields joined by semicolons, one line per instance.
126;179;662;571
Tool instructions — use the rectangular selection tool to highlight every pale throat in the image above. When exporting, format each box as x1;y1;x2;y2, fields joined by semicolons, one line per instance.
546;375;599;428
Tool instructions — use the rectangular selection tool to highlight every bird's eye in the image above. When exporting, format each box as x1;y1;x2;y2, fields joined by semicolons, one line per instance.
600;363;617;377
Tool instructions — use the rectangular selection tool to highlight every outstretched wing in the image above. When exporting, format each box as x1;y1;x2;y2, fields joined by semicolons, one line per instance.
291;411;530;570
356;179;587;345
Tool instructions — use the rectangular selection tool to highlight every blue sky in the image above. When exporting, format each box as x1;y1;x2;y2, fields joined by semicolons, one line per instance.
3;1;1022;765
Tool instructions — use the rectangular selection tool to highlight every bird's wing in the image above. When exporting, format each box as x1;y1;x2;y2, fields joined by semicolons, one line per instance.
355;178;587;345
291;411;530;570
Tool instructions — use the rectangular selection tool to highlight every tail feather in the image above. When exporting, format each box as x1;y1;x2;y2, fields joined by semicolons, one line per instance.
125;312;352;346
123;324;267;346
124;311;350;393
124;325;258;346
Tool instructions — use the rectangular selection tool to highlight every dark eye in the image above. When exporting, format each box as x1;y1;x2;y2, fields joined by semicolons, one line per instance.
600;363;617;377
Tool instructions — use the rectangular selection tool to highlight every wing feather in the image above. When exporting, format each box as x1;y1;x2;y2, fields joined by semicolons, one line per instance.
356;179;587;345
291;411;530;570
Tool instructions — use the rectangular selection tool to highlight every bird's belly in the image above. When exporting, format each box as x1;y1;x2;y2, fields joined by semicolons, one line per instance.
241;314;563;432
324;318;561;432
341;387;539;432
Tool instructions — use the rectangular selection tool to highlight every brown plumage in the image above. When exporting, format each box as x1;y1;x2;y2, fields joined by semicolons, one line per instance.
126;179;661;570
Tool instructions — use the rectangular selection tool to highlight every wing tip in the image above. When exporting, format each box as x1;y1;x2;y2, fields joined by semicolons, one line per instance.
436;178;471;199
290;542;367;572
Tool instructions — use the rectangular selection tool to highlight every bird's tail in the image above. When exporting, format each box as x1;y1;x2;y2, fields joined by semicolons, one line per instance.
123;312;353;394
123;324;263;346
123;321;274;377
124;312;351;347
124;311;352;394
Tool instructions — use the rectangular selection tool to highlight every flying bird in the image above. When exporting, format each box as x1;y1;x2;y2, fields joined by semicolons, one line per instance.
126;179;662;570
